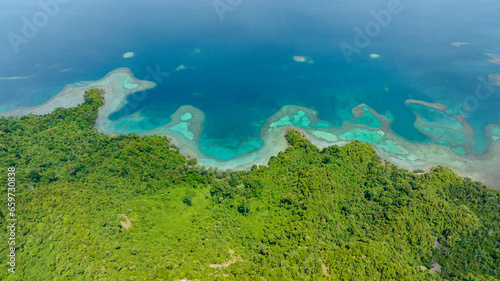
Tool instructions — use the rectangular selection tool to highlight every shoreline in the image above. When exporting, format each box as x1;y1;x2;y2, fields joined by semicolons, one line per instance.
0;68;156;120
1;68;499;190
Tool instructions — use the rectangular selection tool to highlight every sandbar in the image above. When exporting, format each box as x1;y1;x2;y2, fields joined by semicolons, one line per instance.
293;56;314;64
451;42;468;47
123;52;135;59
488;74;500;86
485;53;500;65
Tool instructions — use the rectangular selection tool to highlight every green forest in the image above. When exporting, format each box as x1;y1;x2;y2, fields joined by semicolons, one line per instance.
0;88;499;280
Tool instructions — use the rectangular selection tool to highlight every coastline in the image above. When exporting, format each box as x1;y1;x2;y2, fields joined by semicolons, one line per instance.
1;68;499;190
0;68;156;121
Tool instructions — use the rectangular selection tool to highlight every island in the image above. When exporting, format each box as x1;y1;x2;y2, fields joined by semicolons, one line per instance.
0;89;499;280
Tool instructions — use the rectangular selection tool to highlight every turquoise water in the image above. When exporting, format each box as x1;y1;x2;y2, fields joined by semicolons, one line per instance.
1;0;499;159
352;112;382;128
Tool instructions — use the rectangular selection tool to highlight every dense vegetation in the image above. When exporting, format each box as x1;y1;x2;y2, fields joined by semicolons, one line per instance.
0;89;499;280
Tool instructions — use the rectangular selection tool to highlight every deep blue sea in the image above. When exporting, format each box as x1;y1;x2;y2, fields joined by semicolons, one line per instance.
1;0;499;158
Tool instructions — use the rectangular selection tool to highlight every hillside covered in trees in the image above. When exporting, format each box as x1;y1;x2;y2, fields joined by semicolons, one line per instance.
0;89;499;280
